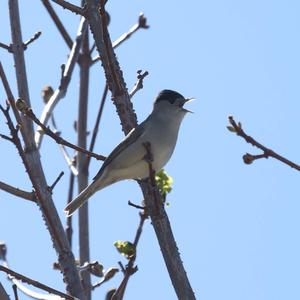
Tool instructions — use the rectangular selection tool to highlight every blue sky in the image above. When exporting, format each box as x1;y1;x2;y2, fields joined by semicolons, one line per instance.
1;1;300;299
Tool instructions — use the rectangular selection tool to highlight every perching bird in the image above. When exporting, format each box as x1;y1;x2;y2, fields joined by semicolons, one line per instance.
64;89;193;216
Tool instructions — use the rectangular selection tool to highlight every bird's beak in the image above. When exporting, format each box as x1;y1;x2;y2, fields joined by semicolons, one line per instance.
183;98;195;113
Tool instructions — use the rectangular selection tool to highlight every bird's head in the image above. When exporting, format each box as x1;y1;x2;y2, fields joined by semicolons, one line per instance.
154;89;194;115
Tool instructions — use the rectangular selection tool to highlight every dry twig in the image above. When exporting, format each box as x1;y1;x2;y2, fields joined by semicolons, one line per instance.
228;116;300;171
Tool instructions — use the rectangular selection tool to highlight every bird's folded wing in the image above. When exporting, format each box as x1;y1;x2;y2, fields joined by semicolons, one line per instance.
93;121;147;181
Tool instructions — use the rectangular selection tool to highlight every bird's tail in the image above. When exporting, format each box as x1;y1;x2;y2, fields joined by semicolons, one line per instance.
64;181;98;217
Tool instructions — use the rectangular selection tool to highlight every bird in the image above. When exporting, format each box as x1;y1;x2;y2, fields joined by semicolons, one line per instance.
64;89;193;216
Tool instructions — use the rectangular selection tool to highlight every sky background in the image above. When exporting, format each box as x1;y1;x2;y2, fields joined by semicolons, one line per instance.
1;0;300;299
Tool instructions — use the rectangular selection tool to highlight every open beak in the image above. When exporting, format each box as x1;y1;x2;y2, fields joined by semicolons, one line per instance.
182;98;195;113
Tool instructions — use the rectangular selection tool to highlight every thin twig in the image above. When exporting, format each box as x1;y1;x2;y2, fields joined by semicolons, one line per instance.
35;17;88;147
12;285;19;300
0;181;35;202
48;113;79;176
23;31;41;49
128;200;144;210
129;70;149;99
228;116;300;171
0;265;74;300
0;62;26;141
17;99;106;161
112;211;148;300
84;84;109;170
91;13;149;65
66;171;75;247
48;171;64;192
41;0;73;48
51;0;84;15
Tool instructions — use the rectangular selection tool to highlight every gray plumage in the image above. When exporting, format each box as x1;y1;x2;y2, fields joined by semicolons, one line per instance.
64;90;193;216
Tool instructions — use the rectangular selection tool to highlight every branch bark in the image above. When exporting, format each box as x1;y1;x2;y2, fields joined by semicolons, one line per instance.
84;1;195;299
7;1;85;298
77;23;91;300
35;17;88;148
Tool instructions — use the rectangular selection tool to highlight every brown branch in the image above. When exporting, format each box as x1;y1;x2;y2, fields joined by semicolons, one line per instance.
77;26;92;300
84;83;109;170
91;13;149;65
0;62;27;144
228;116;300;171
0;282;10;300
1;105;83;298
23;31;42;49
129;70;149;99
112;211;148;300
16;99;106;161
35;17;88;147
0;181;35;202
41;0;73;48
0;265;74;300
66;171;75;247
50;0;84;15
9;0;35;145
84;2;195;299
0;42;11;52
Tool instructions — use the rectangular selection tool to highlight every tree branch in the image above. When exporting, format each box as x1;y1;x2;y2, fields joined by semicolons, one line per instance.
84;1;195;298
23;31;42;49
129;70;149;99
0;265;74;300
50;0;84;15
91;13;149;65
77;25;91;300
35;17;88;147
5;3;85;294
0;42;11;52
17;98;106;161
228;116;300;171
84;83;109;170
41;0;73;48
112;210;148;300
0;181;35;202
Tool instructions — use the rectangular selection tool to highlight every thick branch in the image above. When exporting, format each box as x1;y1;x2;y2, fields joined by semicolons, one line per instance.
9;0;35;145
228;116;300;171
51;0;84;15
5;4;85;294
77;26;91;300
85;0;137;134
84;1;195;299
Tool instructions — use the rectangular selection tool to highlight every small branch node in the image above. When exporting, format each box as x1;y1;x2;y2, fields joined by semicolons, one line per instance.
138;13;149;29
130;70;149;99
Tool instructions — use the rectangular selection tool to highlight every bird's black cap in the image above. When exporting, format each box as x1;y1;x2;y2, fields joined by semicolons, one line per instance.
155;89;184;104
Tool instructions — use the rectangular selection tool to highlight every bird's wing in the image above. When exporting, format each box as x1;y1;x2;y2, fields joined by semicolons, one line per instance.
93;120;147;181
